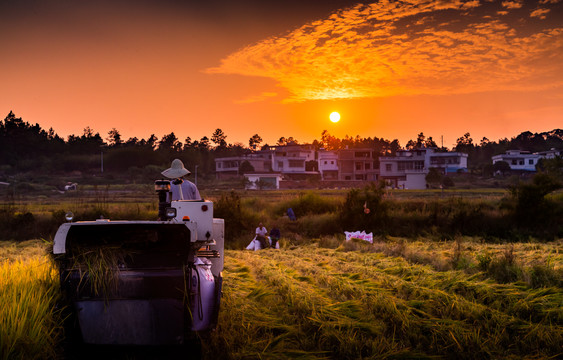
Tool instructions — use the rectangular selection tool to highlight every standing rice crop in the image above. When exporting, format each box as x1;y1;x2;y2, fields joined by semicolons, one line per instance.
0;256;61;360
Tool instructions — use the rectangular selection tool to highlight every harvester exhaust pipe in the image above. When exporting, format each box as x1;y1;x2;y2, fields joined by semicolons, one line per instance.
154;180;171;221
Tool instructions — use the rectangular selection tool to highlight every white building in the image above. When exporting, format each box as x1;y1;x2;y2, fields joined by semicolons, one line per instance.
215;152;272;179
244;173;283;190
429;152;468;174
318;149;339;180
269;143;316;174
536;148;563;160
379;148;468;189
492;150;540;172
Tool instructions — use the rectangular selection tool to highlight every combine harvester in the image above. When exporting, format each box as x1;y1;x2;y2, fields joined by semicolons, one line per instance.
52;179;223;352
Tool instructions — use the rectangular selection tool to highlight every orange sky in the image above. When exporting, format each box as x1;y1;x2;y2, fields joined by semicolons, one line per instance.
1;0;562;149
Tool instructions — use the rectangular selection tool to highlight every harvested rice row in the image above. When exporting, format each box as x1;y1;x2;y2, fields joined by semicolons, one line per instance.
285;245;562;325
227;251;407;359
249;247;562;358
205;255;329;359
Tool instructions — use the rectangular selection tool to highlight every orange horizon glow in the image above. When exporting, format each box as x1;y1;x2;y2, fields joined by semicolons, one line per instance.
1;0;562;149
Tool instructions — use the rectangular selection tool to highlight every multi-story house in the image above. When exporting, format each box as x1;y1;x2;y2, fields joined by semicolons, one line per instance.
379;148;468;189
214;152;272;179
268;143;316;176
337;148;378;181
491;150;540;172
317;149;339;180
429;151;469;174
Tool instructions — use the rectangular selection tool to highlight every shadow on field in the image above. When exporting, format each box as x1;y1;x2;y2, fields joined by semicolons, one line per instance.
62;341;202;360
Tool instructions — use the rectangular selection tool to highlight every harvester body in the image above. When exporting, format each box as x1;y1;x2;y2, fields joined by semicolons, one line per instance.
53;186;224;346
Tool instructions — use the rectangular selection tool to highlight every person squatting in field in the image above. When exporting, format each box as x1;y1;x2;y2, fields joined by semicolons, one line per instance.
246;222;280;250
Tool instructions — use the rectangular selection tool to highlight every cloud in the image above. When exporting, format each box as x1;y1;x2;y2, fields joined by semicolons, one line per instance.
207;0;563;102
530;8;550;18
501;1;523;9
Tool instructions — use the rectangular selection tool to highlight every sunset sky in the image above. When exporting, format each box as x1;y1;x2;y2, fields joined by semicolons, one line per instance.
1;0;562;148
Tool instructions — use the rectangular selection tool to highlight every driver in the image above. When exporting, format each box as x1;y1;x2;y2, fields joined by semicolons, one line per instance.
161;159;201;200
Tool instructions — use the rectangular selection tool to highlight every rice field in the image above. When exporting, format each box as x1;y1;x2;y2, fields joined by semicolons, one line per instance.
0;241;61;360
1;239;562;359
204;239;563;359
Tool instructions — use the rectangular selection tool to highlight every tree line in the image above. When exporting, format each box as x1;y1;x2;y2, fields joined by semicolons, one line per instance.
1;111;562;181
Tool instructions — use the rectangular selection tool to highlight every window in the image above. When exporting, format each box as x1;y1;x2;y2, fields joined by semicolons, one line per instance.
356;162;362;170
355;174;363;180
365;163;371;170
324;161;327;164
288;159;303;168
331;161;334;164
529;159;534;165
519;160;524;165
278;161;284;169
218;163;222;168
386;164;392;172
512;160;517;165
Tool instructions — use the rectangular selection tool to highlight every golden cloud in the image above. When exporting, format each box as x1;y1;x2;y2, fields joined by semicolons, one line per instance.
501;1;523;9
207;0;563;102
530;7;551;18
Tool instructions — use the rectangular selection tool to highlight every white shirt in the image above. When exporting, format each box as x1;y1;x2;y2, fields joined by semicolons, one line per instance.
255;226;268;237
170;180;201;200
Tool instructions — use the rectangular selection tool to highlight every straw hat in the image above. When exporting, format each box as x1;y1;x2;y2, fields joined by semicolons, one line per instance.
161;159;191;178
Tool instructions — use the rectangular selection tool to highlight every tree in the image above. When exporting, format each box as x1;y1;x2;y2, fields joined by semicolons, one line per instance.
183;136;192;150
277;136;299;146
455;132;474;153
425;136;437;148
416;132;426;148
211;128;227;148
425;168;443;188
239;160;255;174
198;136;210;151
320;130;341;150
248;134;263;151
493;161;511;176
158;132;182;152
389;139;401;155
107;128;122;147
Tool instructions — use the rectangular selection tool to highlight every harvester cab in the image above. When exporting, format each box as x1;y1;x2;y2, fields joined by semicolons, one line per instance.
53;179;224;346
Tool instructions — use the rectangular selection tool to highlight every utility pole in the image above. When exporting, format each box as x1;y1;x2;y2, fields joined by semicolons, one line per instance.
195;165;198;187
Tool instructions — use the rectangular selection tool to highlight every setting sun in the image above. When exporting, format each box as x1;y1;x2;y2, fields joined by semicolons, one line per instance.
330;112;340;123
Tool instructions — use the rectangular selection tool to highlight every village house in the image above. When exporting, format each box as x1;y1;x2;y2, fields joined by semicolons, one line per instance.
337;148;378;181
215;144;471;189
491;150;541;172
317;149;339;180
379;148;468;189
